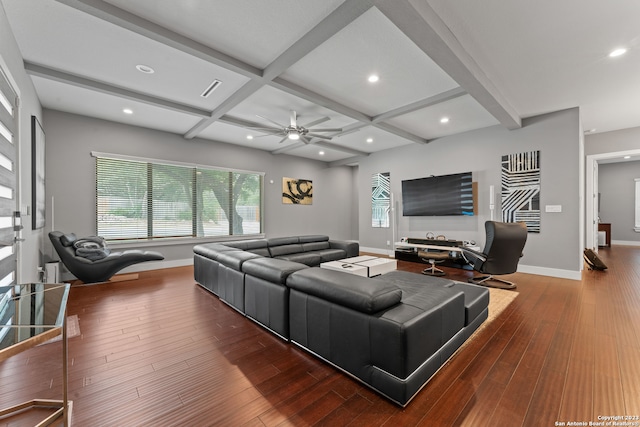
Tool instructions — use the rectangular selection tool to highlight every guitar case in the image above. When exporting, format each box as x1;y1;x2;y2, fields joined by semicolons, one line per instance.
583;248;608;271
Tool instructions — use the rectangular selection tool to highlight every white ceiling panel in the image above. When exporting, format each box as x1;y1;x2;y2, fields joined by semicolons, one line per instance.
282;142;348;163
3;0;250;111
197;121;292;152
33;76;201;135
281;7;459;117
225;85;356;130
387;94;500;140
102;0;348;69
330;126;415;153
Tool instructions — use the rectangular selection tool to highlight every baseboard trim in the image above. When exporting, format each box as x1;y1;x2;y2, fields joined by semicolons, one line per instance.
517;264;581;281
611;240;640;247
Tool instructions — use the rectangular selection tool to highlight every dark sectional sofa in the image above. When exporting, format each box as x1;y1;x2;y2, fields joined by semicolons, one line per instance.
193;235;489;406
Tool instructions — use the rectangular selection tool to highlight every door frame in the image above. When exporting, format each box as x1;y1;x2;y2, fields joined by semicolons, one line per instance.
586;149;640;250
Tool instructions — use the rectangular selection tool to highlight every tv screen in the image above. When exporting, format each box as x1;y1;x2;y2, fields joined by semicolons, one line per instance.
401;172;474;216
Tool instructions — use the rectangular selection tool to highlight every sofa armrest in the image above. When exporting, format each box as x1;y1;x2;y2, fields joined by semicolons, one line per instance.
329;240;359;258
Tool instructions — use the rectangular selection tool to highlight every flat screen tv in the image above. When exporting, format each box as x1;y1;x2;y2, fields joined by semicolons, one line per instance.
401;172;474;216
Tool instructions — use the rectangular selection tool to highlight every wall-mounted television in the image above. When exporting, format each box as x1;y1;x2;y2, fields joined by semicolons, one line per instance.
401;172;474;216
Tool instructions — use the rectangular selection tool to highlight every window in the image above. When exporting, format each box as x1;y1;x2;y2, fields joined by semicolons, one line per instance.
635;178;640;232
95;155;263;241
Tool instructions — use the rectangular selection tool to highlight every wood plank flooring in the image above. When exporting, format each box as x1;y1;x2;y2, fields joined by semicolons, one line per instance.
1;245;639;426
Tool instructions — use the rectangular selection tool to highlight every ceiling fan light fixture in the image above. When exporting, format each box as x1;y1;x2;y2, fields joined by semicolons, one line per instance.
288;131;300;140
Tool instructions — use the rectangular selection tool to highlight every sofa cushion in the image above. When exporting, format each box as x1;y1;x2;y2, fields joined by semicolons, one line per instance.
193;243;240;260
301;241;331;252
269;243;304;257
287;267;402;314
267;236;299;246
242;257;308;284
224;239;268;250
216;251;262;271
315;249;348;263
298;235;329;244
276;252;322;266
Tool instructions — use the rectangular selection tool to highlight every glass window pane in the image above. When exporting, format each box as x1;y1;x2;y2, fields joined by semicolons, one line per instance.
97;158;148;240
152;163;194;238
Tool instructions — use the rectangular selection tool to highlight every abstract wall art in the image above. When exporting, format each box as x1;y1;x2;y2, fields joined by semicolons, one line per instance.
372;172;390;228
282;177;313;205
501;150;540;232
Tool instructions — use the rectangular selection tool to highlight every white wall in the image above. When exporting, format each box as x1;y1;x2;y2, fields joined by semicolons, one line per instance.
0;3;44;283
358;108;583;279
42;109;356;275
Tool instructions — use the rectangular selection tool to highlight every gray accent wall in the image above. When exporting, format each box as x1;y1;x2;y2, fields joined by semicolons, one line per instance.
358;108;583;278
1;4;44;283
598;160;640;244
43;109;355;272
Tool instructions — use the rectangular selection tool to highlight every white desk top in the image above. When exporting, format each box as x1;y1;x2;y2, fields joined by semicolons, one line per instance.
394;241;480;252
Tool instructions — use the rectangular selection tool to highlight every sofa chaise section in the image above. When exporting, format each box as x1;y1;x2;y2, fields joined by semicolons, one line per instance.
286;267;486;406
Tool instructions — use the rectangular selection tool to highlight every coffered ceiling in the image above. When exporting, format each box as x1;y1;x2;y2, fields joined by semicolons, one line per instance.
2;0;639;165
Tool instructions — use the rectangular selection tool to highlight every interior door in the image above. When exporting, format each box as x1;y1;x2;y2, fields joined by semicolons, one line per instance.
0;67;19;287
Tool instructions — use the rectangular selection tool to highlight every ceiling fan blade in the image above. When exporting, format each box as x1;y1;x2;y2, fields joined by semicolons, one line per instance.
300;136;312;144
301;116;330;128
307;128;342;132
252;132;282;138
277;135;289;144
256;115;286;129
306;133;333;140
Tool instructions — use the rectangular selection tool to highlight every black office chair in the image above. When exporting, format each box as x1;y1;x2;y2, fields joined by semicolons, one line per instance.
460;221;527;289
418;250;450;276
49;231;164;284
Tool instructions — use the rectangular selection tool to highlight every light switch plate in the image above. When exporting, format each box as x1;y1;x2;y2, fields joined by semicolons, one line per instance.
545;205;562;213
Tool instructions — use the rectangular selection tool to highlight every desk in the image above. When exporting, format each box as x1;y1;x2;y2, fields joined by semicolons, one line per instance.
598;223;611;247
0;283;71;425
394;241;480;269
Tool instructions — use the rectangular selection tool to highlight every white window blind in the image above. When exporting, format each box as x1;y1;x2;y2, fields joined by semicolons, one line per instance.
96;156;263;241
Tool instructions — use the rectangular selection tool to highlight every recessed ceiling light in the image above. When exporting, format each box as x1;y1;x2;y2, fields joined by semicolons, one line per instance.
319;151;325;156
609;48;627;58
123;108;133;115
135;64;155;74
624;155;631;159
246;135;254;140
440;117;450;124
368;74;379;83
366;138;373;143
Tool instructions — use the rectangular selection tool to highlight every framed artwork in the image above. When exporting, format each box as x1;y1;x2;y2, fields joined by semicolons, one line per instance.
282;177;313;205
31;116;45;229
31;116;45;230
372;172;390;227
501;150;540;232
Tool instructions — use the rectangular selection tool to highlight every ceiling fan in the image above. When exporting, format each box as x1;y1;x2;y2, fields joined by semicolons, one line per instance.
248;110;342;144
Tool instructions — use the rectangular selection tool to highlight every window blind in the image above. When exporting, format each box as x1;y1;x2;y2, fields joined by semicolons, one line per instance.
96;156;263;241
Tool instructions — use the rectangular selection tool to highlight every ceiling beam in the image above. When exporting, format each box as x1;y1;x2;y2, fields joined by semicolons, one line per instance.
372;86;467;122
53;0;261;78
377;0;521;130
24;61;211;117
184;0;379;139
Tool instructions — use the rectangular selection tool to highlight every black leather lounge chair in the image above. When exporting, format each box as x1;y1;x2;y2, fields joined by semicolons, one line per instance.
49;231;164;284
460;221;528;289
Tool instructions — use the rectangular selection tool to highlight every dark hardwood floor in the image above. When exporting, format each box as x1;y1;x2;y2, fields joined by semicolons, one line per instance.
1;245;639;426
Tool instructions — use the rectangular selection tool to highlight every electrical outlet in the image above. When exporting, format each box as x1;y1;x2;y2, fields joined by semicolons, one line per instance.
386;240;391;246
